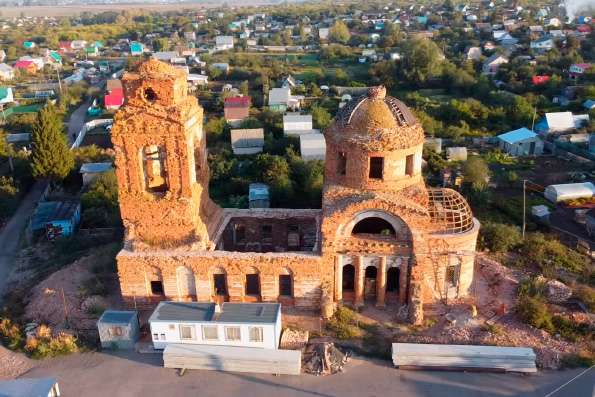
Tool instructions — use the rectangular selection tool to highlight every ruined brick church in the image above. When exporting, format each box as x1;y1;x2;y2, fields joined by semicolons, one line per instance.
111;59;479;324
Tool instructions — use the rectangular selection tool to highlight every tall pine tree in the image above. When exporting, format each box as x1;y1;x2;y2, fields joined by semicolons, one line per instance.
30;103;74;182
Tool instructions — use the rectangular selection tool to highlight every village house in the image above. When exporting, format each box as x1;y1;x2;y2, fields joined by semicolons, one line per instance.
215;36;234;51
224;96;251;126
283;113;317;136
105;79;124;111
268;87;303;112
14;59;37;74
497;128;544;156
0;87;14;105
569;63;592;79
230;128;264;155
482;54;508;75
535;111;590;134
0;63;14;80
530;36;554;52
110;60;480;325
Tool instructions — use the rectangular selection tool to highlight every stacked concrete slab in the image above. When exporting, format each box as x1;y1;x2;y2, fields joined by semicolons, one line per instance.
163;344;301;375
392;343;537;373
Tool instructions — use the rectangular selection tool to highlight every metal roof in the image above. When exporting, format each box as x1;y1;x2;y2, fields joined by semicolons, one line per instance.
150;302;215;323
497;127;537;144
218;303;280;324
149;302;280;324
99;310;137;324
0;377;58;397
80;162;113;174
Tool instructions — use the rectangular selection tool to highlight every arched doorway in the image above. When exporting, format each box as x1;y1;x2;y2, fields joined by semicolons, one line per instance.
211;267;229;302
364;266;377;300
176;266;196;301
342;264;355;293
146;266;164;299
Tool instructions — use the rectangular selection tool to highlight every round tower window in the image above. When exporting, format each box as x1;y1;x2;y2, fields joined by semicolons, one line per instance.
143;87;158;103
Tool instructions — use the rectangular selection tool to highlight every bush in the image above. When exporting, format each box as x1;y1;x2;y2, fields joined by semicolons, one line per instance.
560;351;595;368
521;233;587;274
574;285;595;312
516;295;554;333
551;315;591;342
326;306;360;340
479;222;522;253
0;318;24;350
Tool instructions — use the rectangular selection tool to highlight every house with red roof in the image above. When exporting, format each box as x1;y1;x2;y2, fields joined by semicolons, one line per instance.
105;79;124;110
532;75;550;85
14;60;37;74
224;96;251;126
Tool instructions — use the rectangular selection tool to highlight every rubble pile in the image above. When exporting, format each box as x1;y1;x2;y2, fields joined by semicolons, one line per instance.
540;277;572;303
279;328;309;350
302;342;350;376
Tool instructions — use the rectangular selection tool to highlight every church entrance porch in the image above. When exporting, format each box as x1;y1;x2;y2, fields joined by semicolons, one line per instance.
334;254;409;308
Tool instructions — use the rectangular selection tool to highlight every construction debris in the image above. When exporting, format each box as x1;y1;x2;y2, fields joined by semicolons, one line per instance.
279;328;309;350
302;341;350;376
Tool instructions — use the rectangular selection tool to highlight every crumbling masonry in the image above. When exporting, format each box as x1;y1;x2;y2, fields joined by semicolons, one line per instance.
112;60;479;324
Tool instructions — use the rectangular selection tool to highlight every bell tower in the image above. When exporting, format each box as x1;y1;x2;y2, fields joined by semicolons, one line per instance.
111;59;215;249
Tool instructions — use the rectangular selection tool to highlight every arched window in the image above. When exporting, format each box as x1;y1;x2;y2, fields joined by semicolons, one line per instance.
211;267;227;296
365;266;377;279
342;264;355;292
352;217;396;236
141;145;168;193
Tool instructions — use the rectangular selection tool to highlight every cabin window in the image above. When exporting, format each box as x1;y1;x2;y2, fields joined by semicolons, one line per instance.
152;333;158;340
150;280;164;295
160;334;166;340
369;157;384;179
141;145;168;194
109;326;123;337
249;326;263;342
337;152;347;175
224;326;241;341
202;325;219;341
246;274;260;296
279;274;292;297
405;154;415;176
179;325;195;340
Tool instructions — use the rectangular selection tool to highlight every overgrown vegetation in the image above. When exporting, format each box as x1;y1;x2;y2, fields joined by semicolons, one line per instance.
0;318;79;359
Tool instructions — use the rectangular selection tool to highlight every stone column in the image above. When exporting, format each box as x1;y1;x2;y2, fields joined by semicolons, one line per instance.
376;256;387;307
334;255;343;302
399;260;408;304
354;256;364;307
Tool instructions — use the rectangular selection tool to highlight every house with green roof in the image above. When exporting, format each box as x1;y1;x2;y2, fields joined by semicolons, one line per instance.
23;41;36;50
0;87;14;105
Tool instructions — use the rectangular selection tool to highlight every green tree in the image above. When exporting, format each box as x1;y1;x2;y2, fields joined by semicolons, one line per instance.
479;223;522;252
153;38;170;52
239;80;249;96
30;103;74;182
462;156;489;191
0;130;9;157
311;105;331;130
398;37;445;86
329;20;350;44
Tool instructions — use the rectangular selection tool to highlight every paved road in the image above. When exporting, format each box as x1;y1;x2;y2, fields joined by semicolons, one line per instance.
67;96;93;145
22;351;595;397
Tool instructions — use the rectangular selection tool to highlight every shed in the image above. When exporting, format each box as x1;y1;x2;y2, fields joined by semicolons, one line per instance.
497;128;543;156
446;147;468;161
424;137;442;153
300;133;326;161
544;182;595;203
0;377;60;397
149;302;282;350
249;183;270;209
531;205;550;223
80;162;113;186
31;201;81;239
283;113;316;136
230;128;264;155
97;310;140;350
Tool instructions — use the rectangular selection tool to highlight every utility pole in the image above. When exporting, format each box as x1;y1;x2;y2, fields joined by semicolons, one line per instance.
522;179;527;239
531;105;537;131
56;66;63;94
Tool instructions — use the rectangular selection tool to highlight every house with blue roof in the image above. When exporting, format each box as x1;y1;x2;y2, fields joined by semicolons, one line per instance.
497;127;543;156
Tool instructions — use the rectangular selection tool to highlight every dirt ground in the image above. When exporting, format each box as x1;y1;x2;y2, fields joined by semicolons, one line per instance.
0;346;34;380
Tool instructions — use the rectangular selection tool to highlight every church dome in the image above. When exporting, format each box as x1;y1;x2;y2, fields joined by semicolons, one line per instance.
428;188;475;234
325;86;424;152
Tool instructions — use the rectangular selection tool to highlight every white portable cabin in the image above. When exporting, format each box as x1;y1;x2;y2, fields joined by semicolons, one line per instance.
544;182;595;203
149;302;282;350
300;133;326;161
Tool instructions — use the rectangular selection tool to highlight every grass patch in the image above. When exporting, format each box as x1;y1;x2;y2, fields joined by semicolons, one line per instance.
560;351;595;368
